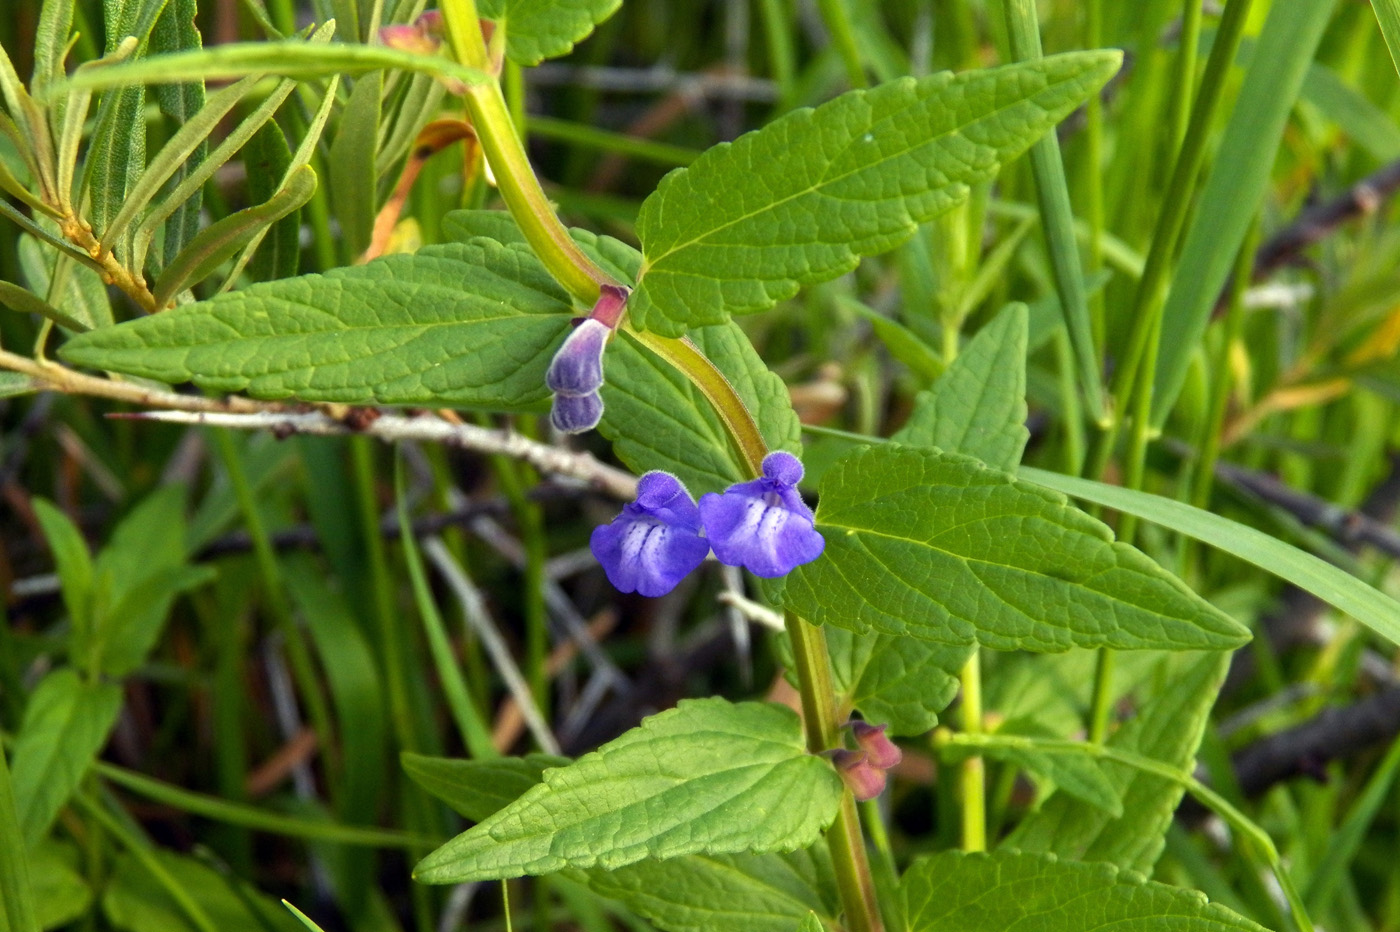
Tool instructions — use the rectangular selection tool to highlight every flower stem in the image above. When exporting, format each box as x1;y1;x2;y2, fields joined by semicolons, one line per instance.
439;0;618;306
957;652;986;852
786;611;884;932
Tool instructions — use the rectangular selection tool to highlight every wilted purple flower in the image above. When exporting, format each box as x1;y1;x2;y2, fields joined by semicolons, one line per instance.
549;391;604;434
697;451;824;578
851;722;902;770
831;749;886;801
590;472;710;597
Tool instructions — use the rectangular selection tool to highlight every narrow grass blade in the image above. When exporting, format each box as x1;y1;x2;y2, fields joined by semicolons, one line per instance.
1151;0;1338;425
1000;0;1106;424
1372;0;1400;80
329;71;382;260
0;747;40;932
0;279;90;331
1021;467;1400;648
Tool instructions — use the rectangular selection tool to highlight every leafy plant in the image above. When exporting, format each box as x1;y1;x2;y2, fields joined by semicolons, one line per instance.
2;2;1400;932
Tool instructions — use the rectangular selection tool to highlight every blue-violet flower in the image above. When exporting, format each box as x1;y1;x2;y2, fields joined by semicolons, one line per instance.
549;390;604;434
590;472;710;597
698;451;824;577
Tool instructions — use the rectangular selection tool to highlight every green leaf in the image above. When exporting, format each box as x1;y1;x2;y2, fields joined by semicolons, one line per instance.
0;280;89;333
18;236;114;330
10;669;122;845
60;238;573;408
1003;651;1228;873
902;849;1268;932
149;0;206;268
50;36;491;93
601;325;802;496
31;841;91;931
31;499;94;636
584;848;840;932
943;720;1122;816
891;302;1028;470
245;120;299;281
401;752;569;823
102;849;304;932
771;445;1249;652
1376;0;1400;81
414;698;844;883
777;627;968;736
329;72;382;261
848;300;944;385
629;52;1121;335
151;164;317;307
1021;467;1400;650
795;912;823;932
0;372;39;398
479;0;622;66
0;745;40;932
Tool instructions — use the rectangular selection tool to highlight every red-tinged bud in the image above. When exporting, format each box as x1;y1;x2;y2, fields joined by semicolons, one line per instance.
588;283;630;328
415;9;444;34
851;721;902;770
831;749;887;801
378;22;440;56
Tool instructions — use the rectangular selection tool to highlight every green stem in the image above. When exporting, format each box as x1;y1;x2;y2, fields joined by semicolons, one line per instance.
1083;0;1105;354
957;653;986;852
1087;647;1116;744
786;612;883;932
627;328;769;476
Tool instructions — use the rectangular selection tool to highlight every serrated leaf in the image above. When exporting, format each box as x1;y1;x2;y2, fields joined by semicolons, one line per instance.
771;445;1249;652
902;850;1268;932
1003;651;1229;873
630;52;1121;335
10;669;122;845
401;752;569;822
414;698;843;883
585;848;840;932
601;325;802;496
776;627;968;736
102;848;304;932
478;0;622;66
59;238;573;408
892;302;1028;471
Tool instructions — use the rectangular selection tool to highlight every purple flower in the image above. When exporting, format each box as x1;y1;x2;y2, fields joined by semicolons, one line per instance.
831;750;887;801
547;318;609;397
590;472;711;597
550;391;604;434
698;451;824;578
851;721;902;769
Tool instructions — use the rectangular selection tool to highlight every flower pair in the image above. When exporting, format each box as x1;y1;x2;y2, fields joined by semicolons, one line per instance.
832;722;903;801
590;452;825;597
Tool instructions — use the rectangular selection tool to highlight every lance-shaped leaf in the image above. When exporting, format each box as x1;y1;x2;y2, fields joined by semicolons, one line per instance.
59;237;574;409
902;850;1268;932
414;698;843;883
892;302;1028;471
630;52;1121;335
770;445;1249;652
10;668;122;845
151;164;317;307
401;752;570;822
479;0;623;66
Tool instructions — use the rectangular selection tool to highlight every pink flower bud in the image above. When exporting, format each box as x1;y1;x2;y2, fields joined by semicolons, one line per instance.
831;749;886;801
378;23;440;56
852;721;902;770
